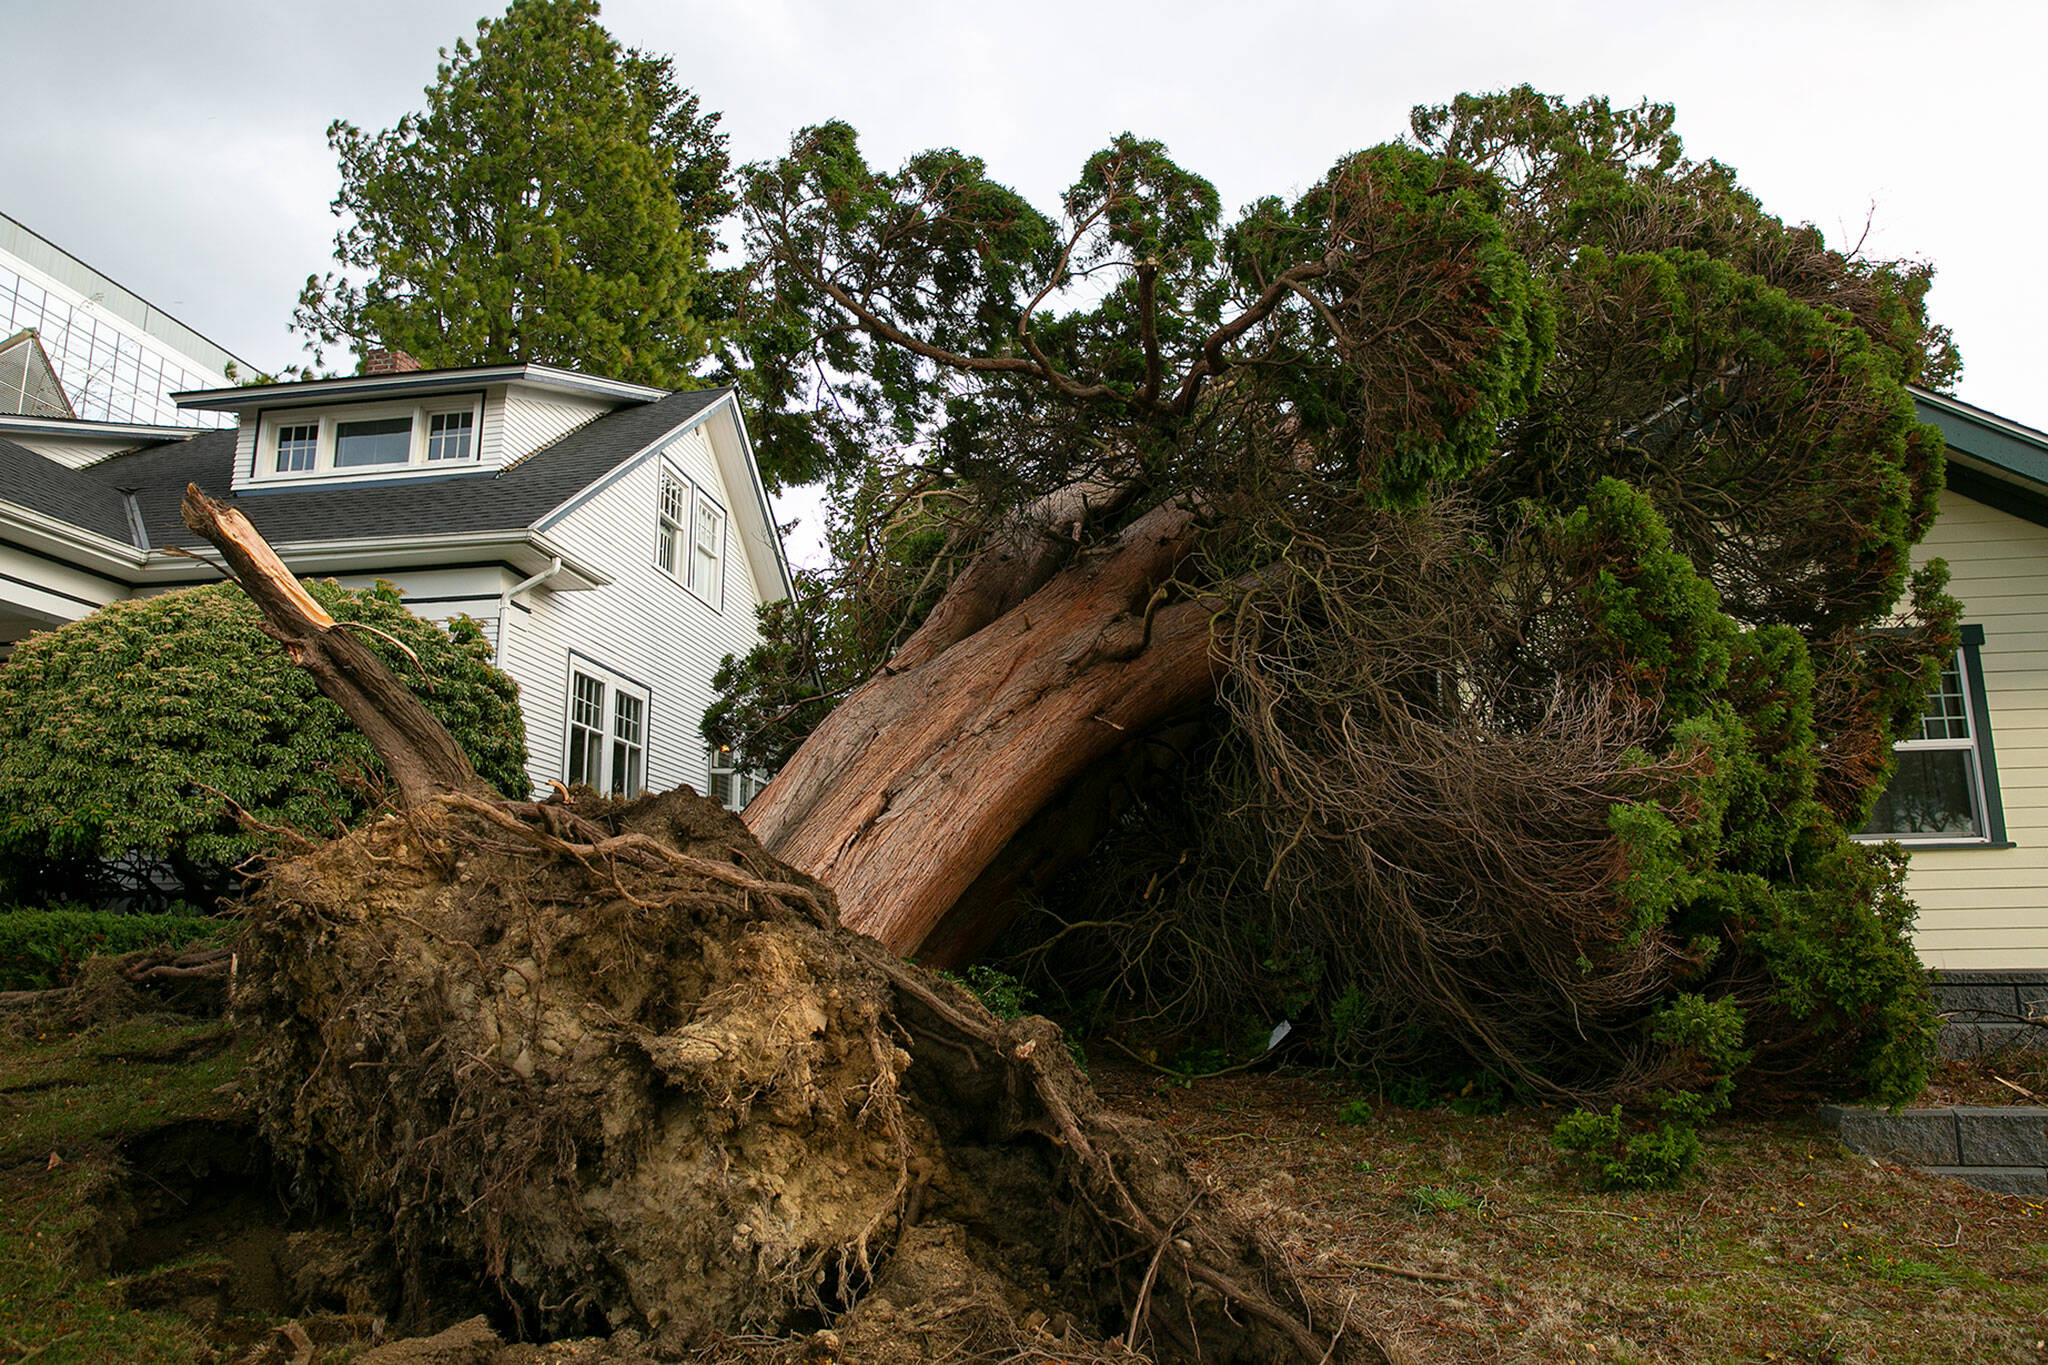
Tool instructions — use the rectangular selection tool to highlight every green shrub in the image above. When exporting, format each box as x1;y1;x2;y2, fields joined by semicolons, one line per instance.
942;964;1033;1019
1650;993;1752;1123
0;906;227;991
0;581;528;906
1552;1105;1701;1190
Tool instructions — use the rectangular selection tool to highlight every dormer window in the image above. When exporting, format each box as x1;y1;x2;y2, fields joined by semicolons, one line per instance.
275;423;318;473
253;394;485;482
335;417;413;467
427;409;474;462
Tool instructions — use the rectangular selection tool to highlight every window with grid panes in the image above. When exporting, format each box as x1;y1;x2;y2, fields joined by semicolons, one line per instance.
705;747;767;812
275;423;319;473
565;664;651;795
656;467;687;575
691;490;724;605
1861;640;2001;843
426;410;474;461
611;692;645;797
567;672;606;788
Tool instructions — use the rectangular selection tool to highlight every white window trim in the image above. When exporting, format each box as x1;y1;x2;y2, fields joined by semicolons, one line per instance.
1858;643;2001;847
656;462;688;578
562;655;652;798
690;486;725;611
252;393;486;484
705;745;768;813
651;458;727;613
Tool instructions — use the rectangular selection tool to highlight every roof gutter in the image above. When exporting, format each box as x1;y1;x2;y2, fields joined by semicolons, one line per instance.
0;499;148;576
495;556;564;660
134;528;610;589
173;364;670;411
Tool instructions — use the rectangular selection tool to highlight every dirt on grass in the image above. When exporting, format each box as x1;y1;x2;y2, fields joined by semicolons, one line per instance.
1106;1066;2048;1364
223;787;1349;1364
6;981;2048;1363
6;799;2047;1365
1916;1051;2048;1108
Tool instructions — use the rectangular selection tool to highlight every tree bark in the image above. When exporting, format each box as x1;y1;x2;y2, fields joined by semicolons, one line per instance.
747;500;1223;959
180;484;498;807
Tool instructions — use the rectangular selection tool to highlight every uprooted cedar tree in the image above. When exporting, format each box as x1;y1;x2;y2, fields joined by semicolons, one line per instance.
710;87;1959;1113
176;482;1384;1362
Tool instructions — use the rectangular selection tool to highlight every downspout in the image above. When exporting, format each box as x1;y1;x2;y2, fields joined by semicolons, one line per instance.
495;557;563;660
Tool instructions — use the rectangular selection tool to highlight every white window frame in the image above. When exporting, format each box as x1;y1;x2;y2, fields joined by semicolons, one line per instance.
656;463;688;577
274;420;319;473
562;657;652;798
690;487;725;609
426;407;477;462
1858;635;2005;847
651;460;727;613
252;393;486;483
705;746;768;813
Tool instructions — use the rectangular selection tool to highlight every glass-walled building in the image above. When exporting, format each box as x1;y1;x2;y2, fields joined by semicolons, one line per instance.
0;211;250;428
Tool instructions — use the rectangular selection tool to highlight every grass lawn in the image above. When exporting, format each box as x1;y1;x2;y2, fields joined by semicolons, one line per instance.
0;1008;247;1365
3;1000;2044;1364
1107;1065;2048;1364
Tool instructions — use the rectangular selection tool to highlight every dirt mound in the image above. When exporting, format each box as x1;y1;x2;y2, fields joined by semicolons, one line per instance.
236;789;1366;1362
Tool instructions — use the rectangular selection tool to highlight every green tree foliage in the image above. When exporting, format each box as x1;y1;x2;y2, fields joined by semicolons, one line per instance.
293;0;732;386
0;582;528;908
723;88;1958;1110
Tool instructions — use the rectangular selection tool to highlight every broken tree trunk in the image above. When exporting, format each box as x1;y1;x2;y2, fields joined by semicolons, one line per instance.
178;482;1381;1363
747;498;1223;961
181;484;498;806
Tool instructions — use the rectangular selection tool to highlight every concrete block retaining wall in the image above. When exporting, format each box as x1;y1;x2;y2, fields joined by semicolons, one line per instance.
1932;969;2048;1057
1820;1103;2048;1195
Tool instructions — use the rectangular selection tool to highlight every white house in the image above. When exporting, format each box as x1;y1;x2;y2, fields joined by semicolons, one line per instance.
1850;390;2048;1044
0;355;789;808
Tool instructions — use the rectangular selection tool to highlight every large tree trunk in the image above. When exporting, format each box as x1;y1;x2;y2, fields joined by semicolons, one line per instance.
748;500;1222;960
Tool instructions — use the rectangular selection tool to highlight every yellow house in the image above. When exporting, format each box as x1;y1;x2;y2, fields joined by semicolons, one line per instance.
1880;390;2048;1038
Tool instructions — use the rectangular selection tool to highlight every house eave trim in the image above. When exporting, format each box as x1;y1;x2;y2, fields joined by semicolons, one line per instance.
533;390;793;603
0;500;146;575
174;364;669;412
0;415;196;443
136;529;610;591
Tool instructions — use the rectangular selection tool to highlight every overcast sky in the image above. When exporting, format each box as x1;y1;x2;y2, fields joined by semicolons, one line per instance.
6;0;2042;424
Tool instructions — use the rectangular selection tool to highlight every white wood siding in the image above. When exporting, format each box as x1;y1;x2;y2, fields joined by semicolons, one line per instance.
232;422;259;483
319;565;514;633
498;414;767;800
489;384;615;470
1900;489;2048;969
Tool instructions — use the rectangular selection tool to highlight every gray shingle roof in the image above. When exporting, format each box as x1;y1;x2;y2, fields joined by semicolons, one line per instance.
0;434;137;544
79;386;731;551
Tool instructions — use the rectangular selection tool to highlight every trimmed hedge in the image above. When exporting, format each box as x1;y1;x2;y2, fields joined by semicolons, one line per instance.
0;907;227;991
0;579;528;906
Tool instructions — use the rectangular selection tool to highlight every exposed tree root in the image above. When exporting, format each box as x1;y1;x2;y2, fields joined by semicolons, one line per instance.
174;480;1383;1361
235;788;1382;1363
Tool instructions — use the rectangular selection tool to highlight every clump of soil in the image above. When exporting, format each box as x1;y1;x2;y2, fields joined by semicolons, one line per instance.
236;789;1362;1363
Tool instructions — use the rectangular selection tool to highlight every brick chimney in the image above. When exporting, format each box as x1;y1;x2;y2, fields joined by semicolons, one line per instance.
362;348;423;375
